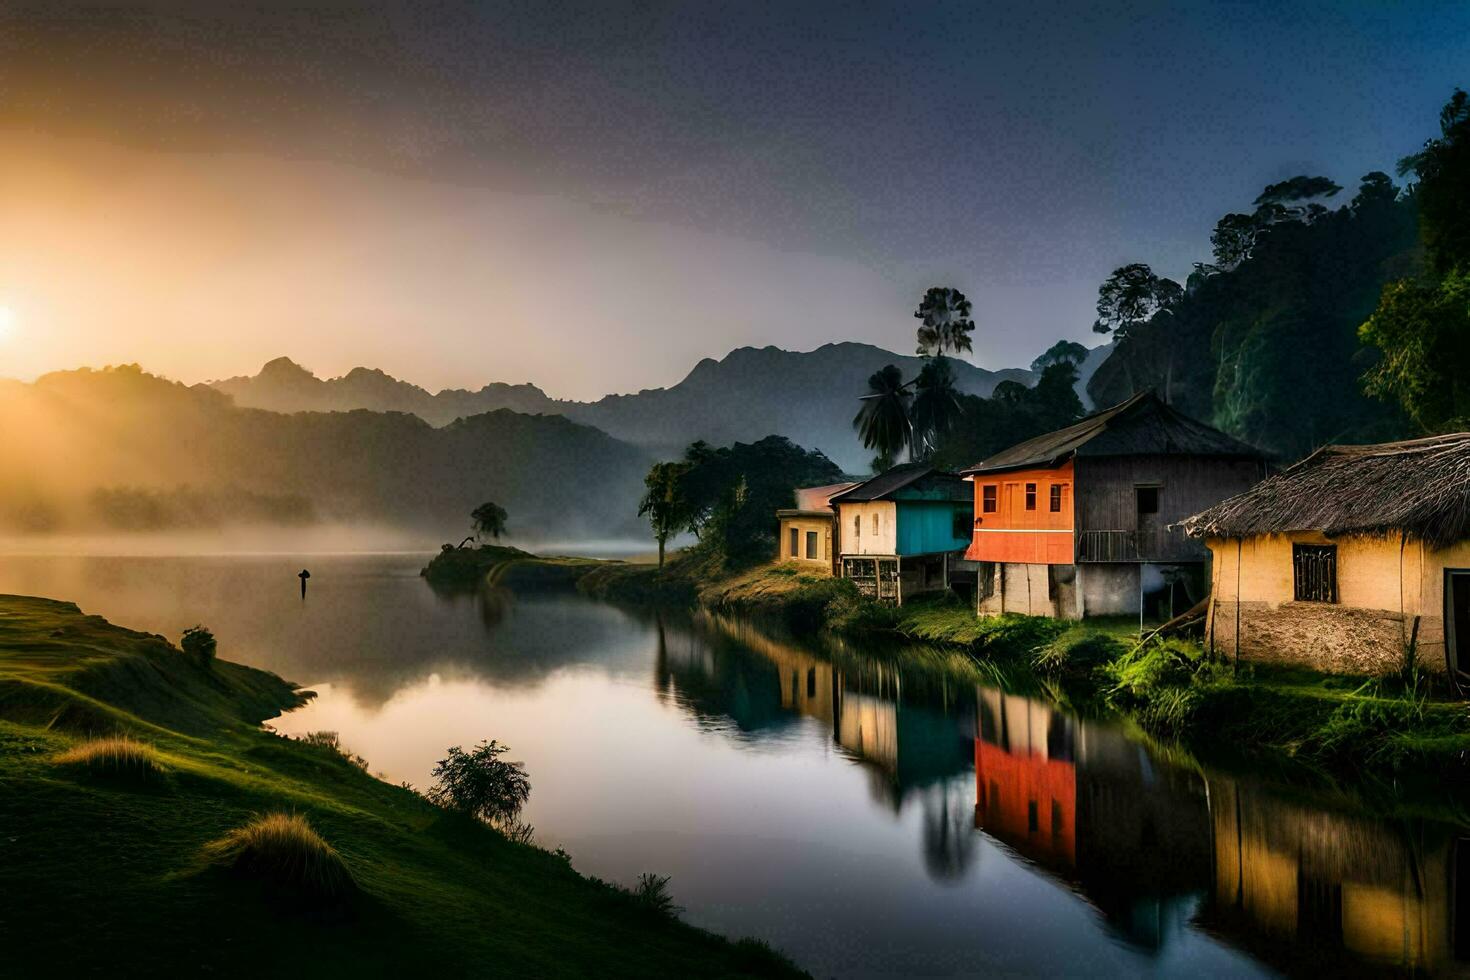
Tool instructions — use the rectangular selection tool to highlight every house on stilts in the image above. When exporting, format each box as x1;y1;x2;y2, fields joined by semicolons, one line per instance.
1181;432;1470;679
960;391;1266;620
829;464;972;604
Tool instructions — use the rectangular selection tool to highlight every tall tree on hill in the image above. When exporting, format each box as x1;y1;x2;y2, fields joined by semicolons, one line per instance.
1091;264;1183;400
1030;340;1089;373
470;501;508;542
911;356;963;461
638;461;690;571
913;287;975;358
853;364;913;473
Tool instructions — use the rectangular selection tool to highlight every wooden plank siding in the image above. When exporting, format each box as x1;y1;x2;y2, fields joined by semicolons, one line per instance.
965;461;1075;565
1074;455;1266;563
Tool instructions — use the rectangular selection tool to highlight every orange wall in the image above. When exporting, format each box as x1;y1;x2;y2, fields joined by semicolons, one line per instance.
965;462;1074;564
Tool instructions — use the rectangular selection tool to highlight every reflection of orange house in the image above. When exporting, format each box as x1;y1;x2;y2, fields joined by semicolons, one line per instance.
973;690;1077;867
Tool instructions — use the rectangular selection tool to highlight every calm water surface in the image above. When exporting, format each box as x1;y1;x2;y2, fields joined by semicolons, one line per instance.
2;552;1466;978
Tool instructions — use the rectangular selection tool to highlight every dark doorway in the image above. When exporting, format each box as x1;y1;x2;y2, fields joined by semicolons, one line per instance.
1447;570;1470;693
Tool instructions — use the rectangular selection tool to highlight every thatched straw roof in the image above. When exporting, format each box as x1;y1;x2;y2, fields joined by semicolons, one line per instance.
1181;432;1470;547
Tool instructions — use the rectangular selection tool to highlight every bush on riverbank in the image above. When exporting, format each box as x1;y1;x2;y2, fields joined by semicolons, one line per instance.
420;544;531;587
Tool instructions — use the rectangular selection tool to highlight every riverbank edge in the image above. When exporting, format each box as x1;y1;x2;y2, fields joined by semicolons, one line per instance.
425;547;1470;783
0;593;806;978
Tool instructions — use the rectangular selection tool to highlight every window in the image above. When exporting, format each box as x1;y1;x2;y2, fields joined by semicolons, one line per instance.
1049;484;1063;513
982;485;997;513
1136;485;1160;515
1025;483;1037;510
854;515;861;539
1293;544;1338;603
805;530;818;559
872;513;879;536
789;527;799;557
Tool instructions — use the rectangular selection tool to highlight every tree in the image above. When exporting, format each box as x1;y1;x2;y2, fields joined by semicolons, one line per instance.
1030;340;1089;373
913;287;975;357
1398;88;1470;274
470;501;508;542
427;740;531;825
853;364;913;470
910;356;963;460
1360;269;1470;433
1091;264;1182;339
638;461;690;571
181;625;217;665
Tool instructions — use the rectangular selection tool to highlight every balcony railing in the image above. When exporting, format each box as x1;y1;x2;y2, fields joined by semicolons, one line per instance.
1077;528;1206;563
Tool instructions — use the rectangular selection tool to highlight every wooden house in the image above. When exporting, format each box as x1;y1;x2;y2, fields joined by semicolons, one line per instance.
829;464;972;603
961;391;1266;619
775;481;859;574
1182;432;1470;679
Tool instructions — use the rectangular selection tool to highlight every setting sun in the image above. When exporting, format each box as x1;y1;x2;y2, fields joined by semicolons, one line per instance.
0;307;13;339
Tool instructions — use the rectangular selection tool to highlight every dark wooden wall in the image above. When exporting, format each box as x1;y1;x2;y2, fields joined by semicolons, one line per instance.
1074;455;1266;562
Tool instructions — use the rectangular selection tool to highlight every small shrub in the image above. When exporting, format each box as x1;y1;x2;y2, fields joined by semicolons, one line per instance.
181;625;217;665
295;731;369;770
1032;627;1124;676
205;813;356;904
53;736;164;784
631;872;681;918
824;587;900;633
427;740;531;824
499;820;537;845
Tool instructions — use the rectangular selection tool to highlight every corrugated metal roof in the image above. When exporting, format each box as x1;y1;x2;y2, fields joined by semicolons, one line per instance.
829;464;968;503
961;391;1262;476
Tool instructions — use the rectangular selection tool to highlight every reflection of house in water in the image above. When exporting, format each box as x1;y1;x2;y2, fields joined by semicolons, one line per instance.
974;688;1212;949
1206;777;1470;974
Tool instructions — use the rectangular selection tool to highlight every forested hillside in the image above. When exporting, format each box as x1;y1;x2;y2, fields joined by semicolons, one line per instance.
1087;171;1418;459
0;365;649;538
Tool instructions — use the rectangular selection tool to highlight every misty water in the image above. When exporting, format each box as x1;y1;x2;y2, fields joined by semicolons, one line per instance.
2;551;1466;977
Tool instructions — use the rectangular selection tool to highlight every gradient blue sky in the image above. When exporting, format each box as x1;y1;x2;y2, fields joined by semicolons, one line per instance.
0;1;1465;397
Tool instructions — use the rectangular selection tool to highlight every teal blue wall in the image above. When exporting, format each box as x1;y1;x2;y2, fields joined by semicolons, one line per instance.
895;501;971;555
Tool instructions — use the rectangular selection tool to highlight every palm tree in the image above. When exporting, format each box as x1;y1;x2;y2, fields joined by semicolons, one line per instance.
853;364;913;471
914;287;975;357
911;355;963;460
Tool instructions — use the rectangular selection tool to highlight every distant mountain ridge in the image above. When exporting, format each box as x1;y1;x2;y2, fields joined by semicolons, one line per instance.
0;365;650;539
211;342;1039;471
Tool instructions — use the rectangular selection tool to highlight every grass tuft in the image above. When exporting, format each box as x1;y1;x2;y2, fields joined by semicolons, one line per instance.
53;736;165;784
204;812;357;905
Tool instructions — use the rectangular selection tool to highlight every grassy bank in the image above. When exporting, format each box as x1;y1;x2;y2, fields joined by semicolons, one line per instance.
420;548;1470;780
0;595;803;977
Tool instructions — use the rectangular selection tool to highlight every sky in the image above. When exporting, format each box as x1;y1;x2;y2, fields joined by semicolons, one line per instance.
0;1;1466;399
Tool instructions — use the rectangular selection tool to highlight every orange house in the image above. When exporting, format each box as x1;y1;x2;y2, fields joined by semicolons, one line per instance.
960;391;1266;619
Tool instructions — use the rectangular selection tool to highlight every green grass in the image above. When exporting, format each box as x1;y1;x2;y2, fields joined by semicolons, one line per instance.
203;812;358;905
52;735;166;785
0;594;806;978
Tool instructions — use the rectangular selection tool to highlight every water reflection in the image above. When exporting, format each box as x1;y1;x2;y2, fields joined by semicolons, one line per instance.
2;553;1466;976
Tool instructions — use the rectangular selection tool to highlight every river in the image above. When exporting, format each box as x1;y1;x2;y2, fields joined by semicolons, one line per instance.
1;551;1464;977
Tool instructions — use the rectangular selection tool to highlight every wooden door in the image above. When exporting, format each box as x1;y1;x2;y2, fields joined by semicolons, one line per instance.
1447;570;1470;694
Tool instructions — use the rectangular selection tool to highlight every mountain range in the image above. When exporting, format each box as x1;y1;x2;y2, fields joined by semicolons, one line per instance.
0;365;650;540
212;342;1043;471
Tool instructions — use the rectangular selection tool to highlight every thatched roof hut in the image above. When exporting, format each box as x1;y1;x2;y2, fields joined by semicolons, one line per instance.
1182;432;1470;548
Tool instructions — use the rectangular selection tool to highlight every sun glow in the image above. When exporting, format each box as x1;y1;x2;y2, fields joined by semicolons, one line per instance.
0;307;14;340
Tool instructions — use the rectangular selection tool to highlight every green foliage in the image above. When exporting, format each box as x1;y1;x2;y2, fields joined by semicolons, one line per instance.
1359;270;1470;432
910;356;964;461
676;436;842;568
1091;166;1418;458
180;625;217;665
1400;88;1470;276
1030;340;1089;373
427;740;532;825
471;501;509;541
913;286;976;357
295;730;369;770
1031;627;1125;677
1091;263;1182;339
638;461;692;569
630;873;682;918
930;360;1083;471
852;364;913;468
